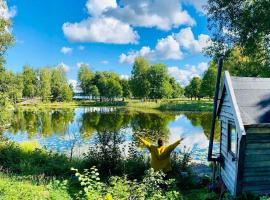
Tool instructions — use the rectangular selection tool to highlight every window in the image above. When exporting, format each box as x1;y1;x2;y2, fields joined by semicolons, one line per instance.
228;123;237;156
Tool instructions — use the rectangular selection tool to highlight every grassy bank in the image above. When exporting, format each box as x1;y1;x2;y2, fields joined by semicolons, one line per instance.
0;139;218;200
16;98;213;112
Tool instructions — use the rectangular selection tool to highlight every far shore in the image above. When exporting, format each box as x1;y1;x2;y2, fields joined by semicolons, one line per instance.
15;98;213;112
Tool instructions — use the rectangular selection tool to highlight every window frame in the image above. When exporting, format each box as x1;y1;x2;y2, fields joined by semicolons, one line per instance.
227;122;237;157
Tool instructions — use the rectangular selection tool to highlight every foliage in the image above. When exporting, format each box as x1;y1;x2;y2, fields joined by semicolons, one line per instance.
0;18;14;68
51;67;73;102
78;64;95;97
159;101;213;112
38;68;52;101
200;63;217;99
207;0;270;76
72;166;184;200
0;140;84;177
22;65;37;98
185;77;202;100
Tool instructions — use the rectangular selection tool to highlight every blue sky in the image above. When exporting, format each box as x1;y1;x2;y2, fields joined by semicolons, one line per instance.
2;0;210;86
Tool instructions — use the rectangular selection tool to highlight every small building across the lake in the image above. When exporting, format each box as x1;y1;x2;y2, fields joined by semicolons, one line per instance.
216;71;270;195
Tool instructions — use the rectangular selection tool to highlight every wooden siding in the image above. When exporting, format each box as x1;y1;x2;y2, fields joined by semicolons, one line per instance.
219;91;238;195
242;128;270;194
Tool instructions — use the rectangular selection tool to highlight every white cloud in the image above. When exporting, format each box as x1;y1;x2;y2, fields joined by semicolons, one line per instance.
57;62;70;72
168;62;208;86
119;36;183;64
105;0;195;30
183;0;207;14
119;27;210;64
63;17;139;44
77;62;89;68
61;46;73;54
86;0;117;16
101;60;109;65
0;1;16;19
63;0;196;44
175;27;212;54
78;45;85;51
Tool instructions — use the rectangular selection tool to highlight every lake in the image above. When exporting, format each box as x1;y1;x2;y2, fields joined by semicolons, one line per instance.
2;107;219;163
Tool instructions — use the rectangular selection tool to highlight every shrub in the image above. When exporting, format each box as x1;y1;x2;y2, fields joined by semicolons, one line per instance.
72;166;184;200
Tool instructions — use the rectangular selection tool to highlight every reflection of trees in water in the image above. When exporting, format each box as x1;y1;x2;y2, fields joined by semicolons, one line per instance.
184;112;220;141
80;110;133;138
131;112;176;143
51;110;74;135
8;109;75;137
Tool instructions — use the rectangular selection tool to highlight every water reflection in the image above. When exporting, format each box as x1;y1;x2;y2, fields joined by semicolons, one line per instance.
2;107;219;162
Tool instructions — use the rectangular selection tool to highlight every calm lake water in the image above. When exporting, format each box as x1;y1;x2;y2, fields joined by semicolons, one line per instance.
2;107;219;163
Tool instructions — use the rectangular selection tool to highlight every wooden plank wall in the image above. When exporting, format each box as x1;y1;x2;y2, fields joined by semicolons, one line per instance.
242;127;270;194
220;91;237;195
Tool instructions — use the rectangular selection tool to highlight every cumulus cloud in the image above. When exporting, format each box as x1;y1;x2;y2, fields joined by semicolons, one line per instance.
168;62;208;86
61;46;73;54
77;62;89;68
63;17;139;44
183;0;207;14
119;27;210;64
57;62;70;72
63;0;195;44
175;27;212;54
0;1;16;19
105;0;195;30
86;0;117;16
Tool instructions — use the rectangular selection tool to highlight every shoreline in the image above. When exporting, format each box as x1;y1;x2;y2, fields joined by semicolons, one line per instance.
15;99;214;112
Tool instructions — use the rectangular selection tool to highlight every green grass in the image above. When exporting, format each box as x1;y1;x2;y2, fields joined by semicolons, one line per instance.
16;98;214;112
0;173;72;200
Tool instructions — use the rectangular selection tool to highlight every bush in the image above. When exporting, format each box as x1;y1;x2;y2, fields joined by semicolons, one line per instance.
0;140;84;177
72;166;184;200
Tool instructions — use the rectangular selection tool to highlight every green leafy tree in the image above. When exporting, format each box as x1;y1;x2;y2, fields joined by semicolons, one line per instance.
39;68;51;101
78;65;94;97
51;66;73;101
22;66;37;98
200;63;217;99
130;57;150;99
185;77;202;100
207;0;270;76
147;63;173;99
106;78;123;100
120;79;131;100
0;18;14;69
169;77;184;98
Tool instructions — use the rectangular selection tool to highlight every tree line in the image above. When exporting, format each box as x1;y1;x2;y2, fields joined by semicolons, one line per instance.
0;65;73;104
78;57;184;101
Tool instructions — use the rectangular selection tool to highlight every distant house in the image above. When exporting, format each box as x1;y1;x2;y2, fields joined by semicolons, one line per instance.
216;71;270;195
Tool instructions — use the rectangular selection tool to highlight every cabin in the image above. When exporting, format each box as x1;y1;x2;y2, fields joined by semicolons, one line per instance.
216;71;270;196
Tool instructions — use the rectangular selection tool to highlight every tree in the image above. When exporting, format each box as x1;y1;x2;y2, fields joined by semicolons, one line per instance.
130;57;150;99
89;85;99;99
51;66;73;101
207;0;270;76
120;79;131;100
147;63;173;99
78;65;94;97
22;66;37;98
0;18;14;69
106;78;123;100
200;63;217;99
169;77;184;98
185;77;202;100
39;68;51;101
